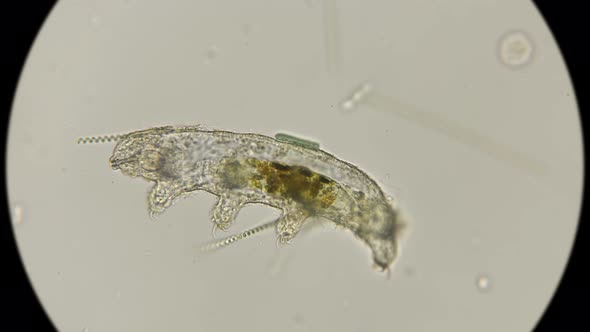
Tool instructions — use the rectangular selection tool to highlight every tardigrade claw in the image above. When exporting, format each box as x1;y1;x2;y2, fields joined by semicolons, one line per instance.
279;232;293;244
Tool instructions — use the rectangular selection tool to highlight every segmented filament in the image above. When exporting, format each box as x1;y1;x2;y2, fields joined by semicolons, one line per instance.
197;219;278;253
77;134;121;144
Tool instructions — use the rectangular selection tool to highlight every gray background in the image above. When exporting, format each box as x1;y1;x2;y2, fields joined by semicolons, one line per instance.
7;0;583;331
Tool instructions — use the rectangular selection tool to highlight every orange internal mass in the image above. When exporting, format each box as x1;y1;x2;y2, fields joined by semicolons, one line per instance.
224;158;338;212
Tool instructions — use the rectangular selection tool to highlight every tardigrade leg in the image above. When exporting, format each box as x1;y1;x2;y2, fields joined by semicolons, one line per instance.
148;181;184;217
276;208;309;244
211;195;244;230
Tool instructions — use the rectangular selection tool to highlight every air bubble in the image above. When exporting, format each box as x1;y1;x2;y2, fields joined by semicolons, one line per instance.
476;274;491;292
90;16;101;26
341;100;354;110
499;31;533;68
13;205;23;224
340;82;373;111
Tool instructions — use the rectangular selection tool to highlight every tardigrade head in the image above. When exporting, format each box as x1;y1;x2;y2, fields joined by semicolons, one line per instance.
109;132;165;180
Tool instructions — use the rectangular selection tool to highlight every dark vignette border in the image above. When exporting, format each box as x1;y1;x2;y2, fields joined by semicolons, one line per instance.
1;1;586;331
531;1;587;331
3;3;59;331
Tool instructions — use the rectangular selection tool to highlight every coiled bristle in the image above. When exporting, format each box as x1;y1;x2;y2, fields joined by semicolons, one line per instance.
197;219;278;253
76;134;121;144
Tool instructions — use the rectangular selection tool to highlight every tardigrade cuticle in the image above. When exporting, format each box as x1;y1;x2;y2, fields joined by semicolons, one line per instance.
105;126;406;271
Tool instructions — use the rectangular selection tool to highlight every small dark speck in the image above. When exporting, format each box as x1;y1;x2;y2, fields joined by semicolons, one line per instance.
293;312;304;325
242;23;252;34
404;266;415;277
